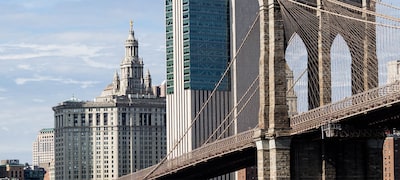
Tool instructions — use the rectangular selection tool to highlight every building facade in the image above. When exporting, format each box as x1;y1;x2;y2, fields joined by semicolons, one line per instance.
32;128;54;167
0;160;24;180
383;131;400;180
387;60;400;84
165;0;233;158
53;22;166;180
166;0;297;179
24;166;45;180
384;61;400;180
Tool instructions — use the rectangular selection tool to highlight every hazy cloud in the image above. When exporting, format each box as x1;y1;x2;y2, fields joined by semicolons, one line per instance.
1;127;9;132
0;43;108;60
15;75;99;88
17;64;33;70
82;57;117;69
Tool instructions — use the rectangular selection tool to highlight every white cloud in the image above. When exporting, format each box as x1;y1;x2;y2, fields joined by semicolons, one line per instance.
0;43;121;70
17;64;32;70
0;88;6;92
81;57;117;69
15;74;99;88
0;43;105;59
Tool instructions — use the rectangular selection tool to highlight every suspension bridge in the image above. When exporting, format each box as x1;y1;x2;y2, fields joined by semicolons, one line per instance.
120;0;400;179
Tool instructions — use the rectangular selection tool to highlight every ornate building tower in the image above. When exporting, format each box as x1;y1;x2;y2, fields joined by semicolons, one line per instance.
120;21;145;95
144;69;152;94
97;21;153;101
112;71;120;94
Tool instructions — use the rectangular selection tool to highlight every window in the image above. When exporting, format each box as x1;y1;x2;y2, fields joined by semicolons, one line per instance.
96;113;100;125
104;113;108;125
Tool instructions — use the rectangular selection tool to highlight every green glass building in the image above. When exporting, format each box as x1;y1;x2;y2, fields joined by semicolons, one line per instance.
165;0;232;159
166;0;230;94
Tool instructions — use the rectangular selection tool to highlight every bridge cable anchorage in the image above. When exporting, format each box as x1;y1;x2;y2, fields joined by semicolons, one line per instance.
142;11;261;180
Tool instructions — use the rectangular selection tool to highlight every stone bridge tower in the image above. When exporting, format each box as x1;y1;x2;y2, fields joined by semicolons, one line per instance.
256;0;378;179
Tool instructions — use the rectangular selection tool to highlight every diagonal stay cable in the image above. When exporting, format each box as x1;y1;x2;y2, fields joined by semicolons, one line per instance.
215;79;260;141
203;75;259;145
287;0;400;29
327;0;400;23
372;0;400;11
142;10;261;180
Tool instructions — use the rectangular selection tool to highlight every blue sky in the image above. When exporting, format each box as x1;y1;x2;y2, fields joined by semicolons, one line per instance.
0;0;165;164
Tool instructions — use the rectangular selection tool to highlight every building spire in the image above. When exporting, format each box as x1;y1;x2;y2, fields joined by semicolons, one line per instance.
130;20;133;32
127;19;135;41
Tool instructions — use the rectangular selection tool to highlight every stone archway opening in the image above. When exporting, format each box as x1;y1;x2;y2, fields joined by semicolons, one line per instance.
331;34;352;102
285;33;309;115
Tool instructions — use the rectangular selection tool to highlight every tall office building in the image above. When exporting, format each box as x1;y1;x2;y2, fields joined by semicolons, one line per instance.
166;0;233;158
32;128;54;180
166;0;297;179
53;22;166;180
230;0;260;134
32;128;54;167
387;60;400;83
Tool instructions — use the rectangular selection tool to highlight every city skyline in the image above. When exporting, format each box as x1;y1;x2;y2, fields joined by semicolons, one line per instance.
0;0;165;164
1;0;399;169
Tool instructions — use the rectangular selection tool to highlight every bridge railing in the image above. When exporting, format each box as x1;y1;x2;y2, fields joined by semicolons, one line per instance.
290;81;400;134
119;128;256;180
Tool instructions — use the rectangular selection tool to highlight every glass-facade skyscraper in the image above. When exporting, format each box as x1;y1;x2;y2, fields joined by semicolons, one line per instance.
166;0;230;93
166;0;232;158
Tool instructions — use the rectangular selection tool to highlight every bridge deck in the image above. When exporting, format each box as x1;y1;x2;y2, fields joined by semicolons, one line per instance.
290;81;400;134
120;81;400;179
119;129;256;180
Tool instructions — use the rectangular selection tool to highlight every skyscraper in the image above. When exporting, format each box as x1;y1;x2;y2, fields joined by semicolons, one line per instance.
32;128;54;167
166;0;232;158
230;0;260;134
166;1;296;179
387;60;400;84
53;22;166;180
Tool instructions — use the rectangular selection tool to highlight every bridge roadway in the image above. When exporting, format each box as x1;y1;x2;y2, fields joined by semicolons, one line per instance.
119;81;400;180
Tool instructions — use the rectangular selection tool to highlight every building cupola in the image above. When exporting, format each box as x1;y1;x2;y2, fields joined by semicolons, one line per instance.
125;20;139;59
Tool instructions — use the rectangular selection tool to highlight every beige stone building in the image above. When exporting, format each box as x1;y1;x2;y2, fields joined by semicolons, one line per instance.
387;60;400;84
32;128;54;167
53;22;166;180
